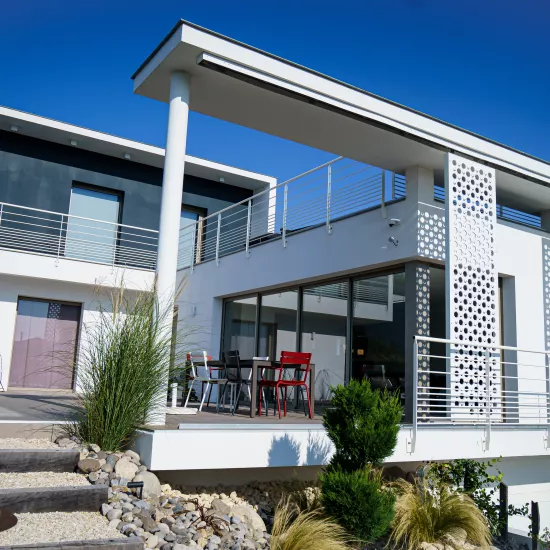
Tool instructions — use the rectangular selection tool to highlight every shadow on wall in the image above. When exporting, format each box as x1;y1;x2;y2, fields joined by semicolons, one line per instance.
267;432;333;467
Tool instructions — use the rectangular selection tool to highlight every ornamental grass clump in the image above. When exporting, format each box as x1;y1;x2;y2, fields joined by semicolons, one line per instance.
270;497;352;550
388;478;492;550
66;283;192;451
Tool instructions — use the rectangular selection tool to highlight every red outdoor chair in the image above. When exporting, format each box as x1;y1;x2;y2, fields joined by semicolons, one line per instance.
258;351;313;419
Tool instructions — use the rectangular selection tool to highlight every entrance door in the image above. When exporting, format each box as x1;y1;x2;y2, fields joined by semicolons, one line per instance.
9;299;81;389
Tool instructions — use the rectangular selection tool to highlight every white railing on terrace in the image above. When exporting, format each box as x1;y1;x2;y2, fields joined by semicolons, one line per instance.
411;335;550;450
0;202;158;270
178;157;406;269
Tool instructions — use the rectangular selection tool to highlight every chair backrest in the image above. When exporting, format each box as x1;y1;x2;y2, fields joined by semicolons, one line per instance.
280;351;312;381
187;351;211;378
222;350;242;382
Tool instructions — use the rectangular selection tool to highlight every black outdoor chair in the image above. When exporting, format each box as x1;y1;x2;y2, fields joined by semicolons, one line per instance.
219;350;252;415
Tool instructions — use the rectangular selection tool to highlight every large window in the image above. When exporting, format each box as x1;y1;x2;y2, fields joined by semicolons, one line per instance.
259;290;298;360
67;185;121;264
222;297;257;358
351;272;406;399
178;206;205;269
302;282;348;402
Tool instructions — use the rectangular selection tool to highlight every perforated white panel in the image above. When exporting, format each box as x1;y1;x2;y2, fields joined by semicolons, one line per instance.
418;210;446;261
415;265;430;419
543;240;550;352
446;154;500;419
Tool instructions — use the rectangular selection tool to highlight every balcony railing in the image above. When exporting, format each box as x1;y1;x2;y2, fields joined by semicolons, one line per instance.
434;185;542;229
411;335;550;450
178;157;406;269
0;202;158;271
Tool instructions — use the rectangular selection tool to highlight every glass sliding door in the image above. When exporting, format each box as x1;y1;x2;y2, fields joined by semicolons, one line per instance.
222;297;257;359
301;281;348;403
66;186;120;264
352;271;406;402
259;290;298;361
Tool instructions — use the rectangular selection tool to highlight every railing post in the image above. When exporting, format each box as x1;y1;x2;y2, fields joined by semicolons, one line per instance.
381;171;387;219
0;203;3;226
215;213;221;266
190;223;197;274
411;337;419;453
56;214;64;265
282;184;288;248
245;199;252;257
485;348;491;451
326;164;332;234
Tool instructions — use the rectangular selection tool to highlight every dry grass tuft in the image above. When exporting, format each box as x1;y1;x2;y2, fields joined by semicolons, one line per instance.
271;497;353;550
388;478;492;550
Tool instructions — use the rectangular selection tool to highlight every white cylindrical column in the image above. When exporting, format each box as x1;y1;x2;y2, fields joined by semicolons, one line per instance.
156;71;191;302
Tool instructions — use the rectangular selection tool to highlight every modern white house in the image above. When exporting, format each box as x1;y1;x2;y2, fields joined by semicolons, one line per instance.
126;20;550;539
1;18;550;541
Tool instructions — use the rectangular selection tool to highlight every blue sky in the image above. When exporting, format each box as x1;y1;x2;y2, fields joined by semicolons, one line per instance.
1;0;549;181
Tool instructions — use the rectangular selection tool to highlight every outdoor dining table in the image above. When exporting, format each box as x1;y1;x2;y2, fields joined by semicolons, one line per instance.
205;359;316;418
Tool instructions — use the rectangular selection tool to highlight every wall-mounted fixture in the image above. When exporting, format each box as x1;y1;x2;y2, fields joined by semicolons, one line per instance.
9;125;18;132
191;305;197;317
388;236;399;247
70;139;78;147
389;218;401;227
219;177;225;183
123;153;131;160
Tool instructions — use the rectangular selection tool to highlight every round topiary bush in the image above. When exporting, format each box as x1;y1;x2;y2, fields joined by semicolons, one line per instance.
320;466;395;543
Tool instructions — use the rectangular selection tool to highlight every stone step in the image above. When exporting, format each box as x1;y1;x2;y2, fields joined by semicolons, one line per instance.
0;538;144;550
0;485;108;513
0;450;79;473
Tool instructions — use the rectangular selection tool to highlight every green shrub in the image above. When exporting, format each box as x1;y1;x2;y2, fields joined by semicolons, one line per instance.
388;478;492;550
66;284;190;451
427;458;528;536
323;379;402;471
320;466;395;543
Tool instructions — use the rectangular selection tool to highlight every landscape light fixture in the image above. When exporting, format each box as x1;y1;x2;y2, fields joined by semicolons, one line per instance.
70;139;78;147
9;125;18;132
124;153;131;160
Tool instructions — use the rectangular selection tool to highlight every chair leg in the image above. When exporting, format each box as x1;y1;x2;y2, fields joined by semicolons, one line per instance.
300;386;308;416
207;383;213;408
304;385;313;419
184;380;195;408
232;383;243;416
217;383;227;413
284;386;287;417
258;385;263;416
199;382;210;412
276;385;282;419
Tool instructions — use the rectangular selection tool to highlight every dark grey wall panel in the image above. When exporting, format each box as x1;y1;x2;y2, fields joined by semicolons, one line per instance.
0;131;254;232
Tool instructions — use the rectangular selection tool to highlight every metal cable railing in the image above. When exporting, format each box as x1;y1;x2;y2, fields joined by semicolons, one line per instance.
411;335;550;451
434;186;542;229
178;157;406;269
0;202;158;270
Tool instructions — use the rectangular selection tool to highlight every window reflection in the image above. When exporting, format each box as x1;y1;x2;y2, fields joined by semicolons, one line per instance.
222;297;257;358
259;291;298;360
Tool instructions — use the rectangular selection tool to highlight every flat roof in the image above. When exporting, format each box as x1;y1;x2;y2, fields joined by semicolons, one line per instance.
0;105;276;192
131;19;550;213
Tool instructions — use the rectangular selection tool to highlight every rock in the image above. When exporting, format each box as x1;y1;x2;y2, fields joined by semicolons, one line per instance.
139;515;156;531
122;523;137;534
101;503;112;516
209;536;221;545
146;535;160;549
78;458;101;473
183;502;196;512
156;523;171;534
125;449;141;462
109;519;121;529
90;443;101;453
97;450;108;460
115;457;139;480
171;524;189;536
102;463;114;474
420;544;438;550
89;471;99;482
133;471;162;499
230;506;266;532
106;454;120;467
107;508;123;521
452;529;467;545
134;500;152;511
138;464;148;472
122;512;133;522
211;499;232;515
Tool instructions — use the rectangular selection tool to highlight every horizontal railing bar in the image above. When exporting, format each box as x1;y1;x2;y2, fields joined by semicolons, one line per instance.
415;335;550;355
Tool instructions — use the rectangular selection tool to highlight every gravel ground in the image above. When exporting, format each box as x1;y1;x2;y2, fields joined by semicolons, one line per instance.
0;438;58;449
0;471;90;489
0;512;125;545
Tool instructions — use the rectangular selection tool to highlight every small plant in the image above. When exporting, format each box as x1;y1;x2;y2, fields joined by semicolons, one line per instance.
427;458;528;536
270;497;352;550
323;379;402;471
181;498;229;535
320;466;395;543
388;478;492;550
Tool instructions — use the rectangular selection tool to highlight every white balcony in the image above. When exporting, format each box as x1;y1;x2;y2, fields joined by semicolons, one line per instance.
0;202;158;287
